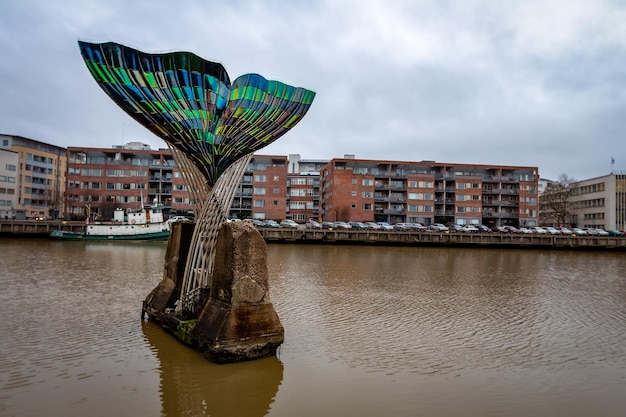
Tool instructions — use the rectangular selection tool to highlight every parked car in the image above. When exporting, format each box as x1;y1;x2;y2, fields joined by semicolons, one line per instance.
365;222;382;230
280;219;299;229
251;219;265;227
307;220;322;229
427;223;448;232
502;226;521;234
349;221;368;230
544;226;561;235
448;224;463;232
262;219;280;228
559;227;573;235
607;229;625;236
322;221;336;229
426;224;446;232
571;227;588;236
393;222;413;231
462;225;479;233
476;225;492;233
333;221;352;230
492;226;508;233
409;222;426;231
377;222;394;230
518;227;533;234
592;228;609;236
167;216;189;224
583;228;599;236
529;226;547;234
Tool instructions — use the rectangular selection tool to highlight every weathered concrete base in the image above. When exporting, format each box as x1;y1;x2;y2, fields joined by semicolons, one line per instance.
193;221;284;363
143;221;284;363
143;221;195;321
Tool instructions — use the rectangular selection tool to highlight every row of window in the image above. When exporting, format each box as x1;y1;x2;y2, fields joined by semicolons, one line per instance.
570;198;605;209
337;166;535;180
583;213;605;220
572;182;606;195
0;187;15;194
5;164;16;171
26;154;54;164
0;175;16;183
24;165;53;174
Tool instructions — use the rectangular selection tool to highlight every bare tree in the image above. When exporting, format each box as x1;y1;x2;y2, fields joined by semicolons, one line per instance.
540;174;576;226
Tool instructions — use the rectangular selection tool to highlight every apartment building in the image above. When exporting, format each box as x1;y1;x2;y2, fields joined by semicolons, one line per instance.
229;155;289;221
285;154;328;222
0;134;66;220
568;173;626;230
65;142;183;220
0;148;18;219
320;157;539;227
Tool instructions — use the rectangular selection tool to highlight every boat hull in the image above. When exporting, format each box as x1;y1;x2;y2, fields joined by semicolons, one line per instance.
50;229;169;241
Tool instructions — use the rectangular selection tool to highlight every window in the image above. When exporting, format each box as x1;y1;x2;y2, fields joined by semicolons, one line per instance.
362;179;373;186
253;187;266;195
253;200;265;207
352;178;357;184
274;176;280;181
5;164;16;171
254;175;266;182
362;203;372;210
362;191;372;198
351;191;357;197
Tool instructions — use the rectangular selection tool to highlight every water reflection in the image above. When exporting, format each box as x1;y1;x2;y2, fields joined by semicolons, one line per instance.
142;321;283;417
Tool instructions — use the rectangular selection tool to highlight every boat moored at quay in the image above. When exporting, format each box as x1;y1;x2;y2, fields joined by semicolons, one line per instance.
50;203;170;241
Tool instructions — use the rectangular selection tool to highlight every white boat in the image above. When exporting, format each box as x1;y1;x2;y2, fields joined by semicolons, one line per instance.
51;203;170;241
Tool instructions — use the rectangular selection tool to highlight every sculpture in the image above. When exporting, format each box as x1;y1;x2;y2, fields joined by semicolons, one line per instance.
78;41;315;361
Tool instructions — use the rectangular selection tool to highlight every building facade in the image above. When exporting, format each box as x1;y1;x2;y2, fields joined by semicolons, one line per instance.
230;155;289;221
0;134;66;220
320;157;539;227
285;154;328;222
568;173;626;230
65;143;182;220
0;148;19;219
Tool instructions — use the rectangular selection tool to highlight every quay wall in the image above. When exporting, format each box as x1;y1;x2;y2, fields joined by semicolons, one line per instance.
1;220;625;250
256;228;626;250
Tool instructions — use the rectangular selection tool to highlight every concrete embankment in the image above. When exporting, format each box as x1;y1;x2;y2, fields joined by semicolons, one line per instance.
2;220;625;250
256;228;626;250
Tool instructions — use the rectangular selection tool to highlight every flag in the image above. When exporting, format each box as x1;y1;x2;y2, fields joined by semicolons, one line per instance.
611;156;615;165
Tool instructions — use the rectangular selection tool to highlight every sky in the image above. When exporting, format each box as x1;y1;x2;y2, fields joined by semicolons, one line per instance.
1;0;625;181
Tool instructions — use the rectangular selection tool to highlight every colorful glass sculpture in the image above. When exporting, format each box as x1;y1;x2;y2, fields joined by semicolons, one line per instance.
78;41;315;186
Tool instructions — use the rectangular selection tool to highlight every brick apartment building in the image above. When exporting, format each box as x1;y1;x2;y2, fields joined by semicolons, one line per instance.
320;157;539;227
286;154;329;222
65;142;182;220
3;135;542;227
230;155;289;221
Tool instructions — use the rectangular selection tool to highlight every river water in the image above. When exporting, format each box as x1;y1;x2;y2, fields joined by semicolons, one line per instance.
1;238;625;417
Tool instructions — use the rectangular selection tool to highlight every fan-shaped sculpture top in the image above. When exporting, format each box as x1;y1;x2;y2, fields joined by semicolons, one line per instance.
78;41;315;186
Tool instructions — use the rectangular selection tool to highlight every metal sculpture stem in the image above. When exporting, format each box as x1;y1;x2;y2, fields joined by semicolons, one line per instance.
168;145;210;215
178;154;252;316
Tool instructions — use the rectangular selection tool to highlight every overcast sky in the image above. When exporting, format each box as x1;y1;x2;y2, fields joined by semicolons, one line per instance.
1;0;625;180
